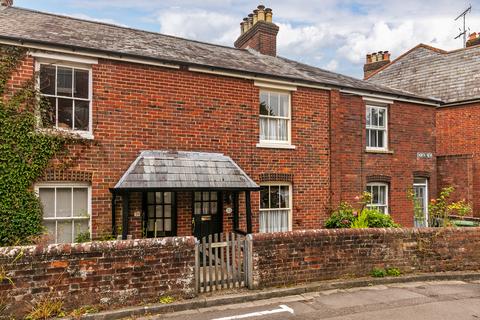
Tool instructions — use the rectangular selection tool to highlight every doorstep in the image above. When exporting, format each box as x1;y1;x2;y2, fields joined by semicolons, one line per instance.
78;271;480;320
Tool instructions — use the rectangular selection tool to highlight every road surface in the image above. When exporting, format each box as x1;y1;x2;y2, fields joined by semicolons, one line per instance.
140;280;480;320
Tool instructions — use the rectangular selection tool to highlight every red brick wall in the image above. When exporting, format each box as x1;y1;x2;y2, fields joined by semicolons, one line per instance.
9;53;330;238
0;237;196;318
330;91;437;226
437;104;480;215
250;228;480;289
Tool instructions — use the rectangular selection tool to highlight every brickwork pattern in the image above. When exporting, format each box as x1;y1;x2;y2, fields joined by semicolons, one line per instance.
0;237;196;317
330;92;437;226
250;228;480;289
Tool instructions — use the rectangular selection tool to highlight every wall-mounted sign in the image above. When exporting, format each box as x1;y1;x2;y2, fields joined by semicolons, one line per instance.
417;152;433;159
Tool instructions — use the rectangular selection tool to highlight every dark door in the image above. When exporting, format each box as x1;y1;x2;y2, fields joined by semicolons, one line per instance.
193;191;222;239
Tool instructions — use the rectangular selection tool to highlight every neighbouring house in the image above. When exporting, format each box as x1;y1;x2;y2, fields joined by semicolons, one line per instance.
0;0;440;243
365;33;480;216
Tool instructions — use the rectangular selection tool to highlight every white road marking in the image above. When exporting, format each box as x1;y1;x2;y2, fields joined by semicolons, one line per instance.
211;305;294;320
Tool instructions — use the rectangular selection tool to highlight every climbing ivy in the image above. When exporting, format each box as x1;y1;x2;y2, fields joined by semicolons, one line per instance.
0;46;72;246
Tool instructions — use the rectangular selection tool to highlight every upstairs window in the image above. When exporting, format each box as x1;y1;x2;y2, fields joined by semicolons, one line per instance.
38;63;91;134
259;91;291;144
366;105;388;150
366;182;389;214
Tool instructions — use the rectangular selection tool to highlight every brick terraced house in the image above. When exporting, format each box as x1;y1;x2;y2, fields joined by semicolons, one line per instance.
365;34;480;217
0;1;441;243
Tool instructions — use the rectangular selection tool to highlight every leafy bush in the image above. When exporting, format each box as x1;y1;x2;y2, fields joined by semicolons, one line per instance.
74;232;91;243
386;267;401;277
370;268;386;277
429;187;472;227
364;209;400;228
351;210;369;228
326;194;401;229
0;45;75;246
325;202;356;228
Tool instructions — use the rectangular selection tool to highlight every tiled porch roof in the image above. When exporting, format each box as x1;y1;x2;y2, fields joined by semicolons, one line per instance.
113;151;259;191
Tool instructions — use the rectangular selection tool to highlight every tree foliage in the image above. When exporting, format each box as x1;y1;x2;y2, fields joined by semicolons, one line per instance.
0;46;70;246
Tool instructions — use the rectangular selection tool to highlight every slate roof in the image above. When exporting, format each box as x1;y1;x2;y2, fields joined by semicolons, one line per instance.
0;6;439;103
367;44;480;104
113;151;260;191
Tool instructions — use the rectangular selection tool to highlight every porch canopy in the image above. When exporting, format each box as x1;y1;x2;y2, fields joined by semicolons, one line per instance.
110;150;260;238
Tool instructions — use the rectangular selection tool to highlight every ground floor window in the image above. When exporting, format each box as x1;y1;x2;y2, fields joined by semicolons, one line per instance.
36;183;91;244
145;192;174;237
366;182;388;213
259;183;292;233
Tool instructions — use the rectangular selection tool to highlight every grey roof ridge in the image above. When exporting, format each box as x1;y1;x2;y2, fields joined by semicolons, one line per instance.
8;6;244;53
277;55;442;102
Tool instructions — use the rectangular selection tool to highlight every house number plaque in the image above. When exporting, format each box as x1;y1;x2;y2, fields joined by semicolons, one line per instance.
417;152;433;159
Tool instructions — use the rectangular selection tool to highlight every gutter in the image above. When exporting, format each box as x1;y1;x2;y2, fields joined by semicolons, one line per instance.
0;36;441;107
439;98;480;108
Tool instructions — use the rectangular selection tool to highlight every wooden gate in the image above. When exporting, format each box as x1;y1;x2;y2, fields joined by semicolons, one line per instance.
195;232;251;293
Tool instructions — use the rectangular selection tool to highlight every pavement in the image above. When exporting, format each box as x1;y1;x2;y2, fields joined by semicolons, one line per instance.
138;280;480;320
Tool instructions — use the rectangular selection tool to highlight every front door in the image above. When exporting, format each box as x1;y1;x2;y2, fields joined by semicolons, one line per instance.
193;191;222;239
413;178;428;227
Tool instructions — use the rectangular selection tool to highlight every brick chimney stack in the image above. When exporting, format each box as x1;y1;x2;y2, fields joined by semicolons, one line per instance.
466;32;480;47
234;5;279;56
363;51;391;79
0;0;13;7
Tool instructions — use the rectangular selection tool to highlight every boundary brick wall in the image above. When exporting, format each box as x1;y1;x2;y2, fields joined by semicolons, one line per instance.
250;228;480;289
0;237;196;317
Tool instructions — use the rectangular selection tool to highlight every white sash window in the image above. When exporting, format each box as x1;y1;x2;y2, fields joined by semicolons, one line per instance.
259;183;292;233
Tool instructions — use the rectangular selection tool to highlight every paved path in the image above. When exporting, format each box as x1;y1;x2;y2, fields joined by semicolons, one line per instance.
140;280;480;320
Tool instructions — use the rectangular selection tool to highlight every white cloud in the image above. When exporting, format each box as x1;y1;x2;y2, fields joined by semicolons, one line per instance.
324;59;339;71
156;9;238;45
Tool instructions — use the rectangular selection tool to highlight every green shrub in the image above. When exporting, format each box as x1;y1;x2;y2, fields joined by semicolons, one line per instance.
74;232;91;243
386;267;401;277
0;45;76;246
364;209;400;228
370;268;386;277
351;210;369;228
325;202;356;228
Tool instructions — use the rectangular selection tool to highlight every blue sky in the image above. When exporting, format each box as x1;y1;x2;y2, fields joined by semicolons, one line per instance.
15;0;480;79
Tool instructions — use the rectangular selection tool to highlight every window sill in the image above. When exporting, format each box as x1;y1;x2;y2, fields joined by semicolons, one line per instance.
37;128;94;140
256;143;296;150
365;149;393;154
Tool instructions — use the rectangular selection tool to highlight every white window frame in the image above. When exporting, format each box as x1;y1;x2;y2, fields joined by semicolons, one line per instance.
257;90;293;148
366;182;389;214
34;182;92;243
259;182;293;233
366;104;388;151
413;178;429;227
35;59;94;139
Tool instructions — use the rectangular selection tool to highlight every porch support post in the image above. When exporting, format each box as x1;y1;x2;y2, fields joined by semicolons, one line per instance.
111;193;117;237
233;191;239;230
245;190;252;234
122;193;129;240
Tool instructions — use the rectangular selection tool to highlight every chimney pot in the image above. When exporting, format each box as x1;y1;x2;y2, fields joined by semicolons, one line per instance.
265;8;273;22
366;54;372;63
257;5;265;21
363;50;392;79
0;0;13;7
234;5;279;56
